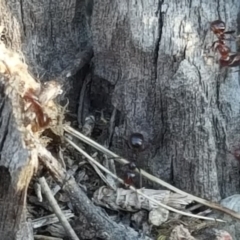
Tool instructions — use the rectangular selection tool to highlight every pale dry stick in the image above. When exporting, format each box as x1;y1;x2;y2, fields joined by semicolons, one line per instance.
77;73;91;128
34;182;43;202
34;236;63;240
107;107;117;148
65;137;224;223
89;153;116;189
31;210;75;229
51;164;79;196
38;177;80;240
58;147;66;169
187;203;202;212
38;146;151;240
63;125;240;221
32;210;74;229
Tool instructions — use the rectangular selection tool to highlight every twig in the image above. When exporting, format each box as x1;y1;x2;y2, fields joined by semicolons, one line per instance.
38;145;152;240
107;107;117;148
34;236;63;240
77;73;91;128
51;164;79;196
65;137;224;222
34;182;43;202
63;124;240;221
103;155;118;190
89;152;116;189
58;146;66;169
186;203;202;212
38;177;79;240
32;210;74;229
82;115;95;136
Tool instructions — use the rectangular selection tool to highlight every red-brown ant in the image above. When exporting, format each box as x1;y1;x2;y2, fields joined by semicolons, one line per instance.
210;20;240;68
123;162;139;186
122;133;146;187
23;89;51;132
23;81;62;132
210;20;235;40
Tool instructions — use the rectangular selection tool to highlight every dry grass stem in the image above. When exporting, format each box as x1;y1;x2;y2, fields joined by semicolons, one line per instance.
34;236;63;240
39;177;79;240
32;210;74;229
65;137;225;222
63;125;240;221
34;182;43;202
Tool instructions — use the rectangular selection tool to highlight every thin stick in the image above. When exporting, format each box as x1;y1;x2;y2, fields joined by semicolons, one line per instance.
107;107;117;148
39;177;80;240
38;146;150;240
89;153;116;189
77;73;91;128
63;125;240;221
34;236;63;240
65;137;225;222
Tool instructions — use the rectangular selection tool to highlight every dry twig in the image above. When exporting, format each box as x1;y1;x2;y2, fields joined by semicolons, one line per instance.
38;145;151;240
39;177;79;240
63;125;240;221
65;137;225;222
77;73;91;128
34;236;63;240
32;210;74;229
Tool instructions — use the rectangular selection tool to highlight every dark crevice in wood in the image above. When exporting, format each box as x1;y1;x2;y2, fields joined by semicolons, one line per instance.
0;167;26;239
0;113;9;154
19;0;26;36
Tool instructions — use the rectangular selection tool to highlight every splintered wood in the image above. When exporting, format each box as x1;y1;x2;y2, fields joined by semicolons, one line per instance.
0;41;63;189
93;186;192;212
93;186;192;226
93;186;193;226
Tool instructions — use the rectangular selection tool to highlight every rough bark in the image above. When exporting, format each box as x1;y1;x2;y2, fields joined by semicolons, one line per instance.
39;146;152;240
2;0;240;239
0;82;33;239
91;0;240;201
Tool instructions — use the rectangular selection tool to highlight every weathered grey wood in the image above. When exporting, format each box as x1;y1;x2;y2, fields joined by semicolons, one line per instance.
2;0;240;239
91;0;240;201
5;0;91;79
39;148;152;240
17;219;34;240
0;82;33;239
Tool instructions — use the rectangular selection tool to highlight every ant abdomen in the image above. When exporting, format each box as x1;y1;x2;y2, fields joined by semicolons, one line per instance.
129;132;144;151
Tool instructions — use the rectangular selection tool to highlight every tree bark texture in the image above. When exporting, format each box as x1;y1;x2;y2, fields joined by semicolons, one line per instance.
2;0;240;238
4;0;240;201
91;0;240;201
0;82;32;239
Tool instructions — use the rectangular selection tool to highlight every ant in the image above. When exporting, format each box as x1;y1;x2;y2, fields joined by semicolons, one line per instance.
23;89;51;132
210;20;235;40
122;133;147;187
23;81;62;132
210;20;240;68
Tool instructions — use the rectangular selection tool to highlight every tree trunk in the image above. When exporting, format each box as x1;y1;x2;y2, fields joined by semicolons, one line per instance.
1;0;240;239
91;0;240;201
0;83;33;240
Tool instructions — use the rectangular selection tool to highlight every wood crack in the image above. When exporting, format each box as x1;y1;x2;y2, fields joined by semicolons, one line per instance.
19;0;26;36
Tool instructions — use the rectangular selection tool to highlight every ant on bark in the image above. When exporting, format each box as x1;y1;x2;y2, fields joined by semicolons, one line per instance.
210;20;240;68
